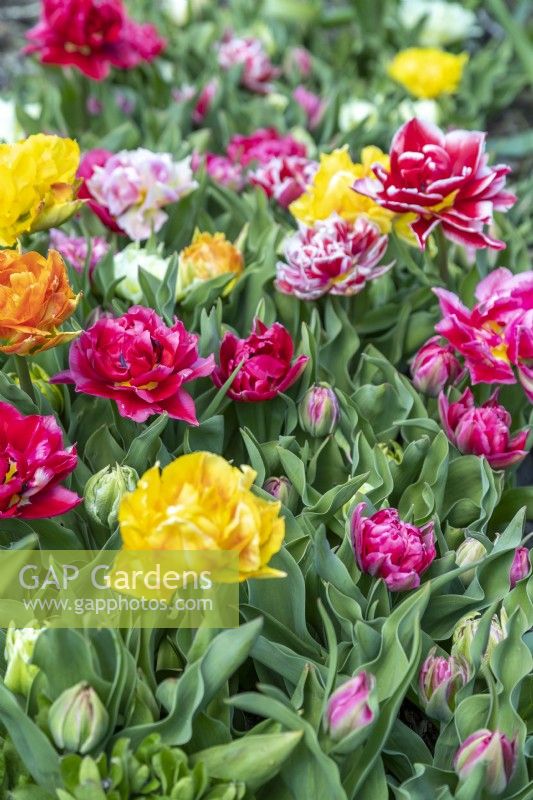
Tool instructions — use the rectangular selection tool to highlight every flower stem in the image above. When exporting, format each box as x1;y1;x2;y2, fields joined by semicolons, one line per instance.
434;226;450;286
15;356;36;403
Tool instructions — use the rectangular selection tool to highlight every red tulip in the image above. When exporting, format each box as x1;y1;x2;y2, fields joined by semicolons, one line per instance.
353;118;515;250
439;388;529;469
0;402;81;519
249;156;317;208
25;0;165;81
52;306;214;424
212;319;308;402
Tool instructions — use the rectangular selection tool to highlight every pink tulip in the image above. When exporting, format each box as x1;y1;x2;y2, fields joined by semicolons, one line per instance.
192;153;244;191
78;149;124;233
217;34;280;94
276;214;390;300
52;306;215;424
439;388;528;469
510;547;530;588
86;96;103;116
293;86;326;129
434;268;533;403
353;117;516;249
325;671;376;741
351;504;436;591
298;384;340;437
82;148;197;240
410;336;463;396
454;730;517;794
419;647;470;721
192;79;219;125
227;128;307;167
285;47;313;78
263;476;292;504
49;229;109;277
249;155;317;208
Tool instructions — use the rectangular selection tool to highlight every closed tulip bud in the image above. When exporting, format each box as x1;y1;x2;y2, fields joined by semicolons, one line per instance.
84;464;138;529
410;336;463;397
299;383;340;437
456;537;488;585
454;730;517;795
510;546;530;589
48;682;109;754
452;611;506;667
4;624;41;696
284;46;313;78
263;476;292;506
419;647;470;721
325;671;376;741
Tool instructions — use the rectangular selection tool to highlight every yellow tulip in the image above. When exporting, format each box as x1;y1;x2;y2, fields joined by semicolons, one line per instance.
289;146;394;232
0;134;81;246
119;452;286;581
388;48;468;99
177;230;244;297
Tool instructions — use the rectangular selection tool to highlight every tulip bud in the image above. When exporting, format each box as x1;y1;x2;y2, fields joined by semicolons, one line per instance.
454;730;517;795
452;611;506;666
455;537;488;585
299;383;340;437
48;682;109;754
410;336;463;397
4;624;41;696
419;647;470;721
263;476;292;506
84;464;138;529
510;546;530;589
324;671;376;741
284;46;313;78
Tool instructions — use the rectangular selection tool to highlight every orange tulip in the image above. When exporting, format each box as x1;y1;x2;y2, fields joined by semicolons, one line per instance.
0;249;81;355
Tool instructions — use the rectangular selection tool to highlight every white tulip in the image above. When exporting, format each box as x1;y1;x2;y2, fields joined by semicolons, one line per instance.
113;244;172;303
399;0;480;47
338;99;377;132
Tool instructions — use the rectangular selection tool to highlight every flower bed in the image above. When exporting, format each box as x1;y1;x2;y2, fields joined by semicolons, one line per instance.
0;1;532;798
